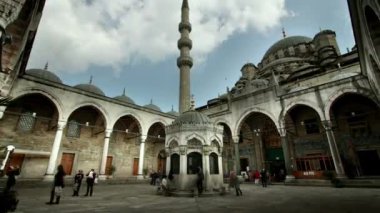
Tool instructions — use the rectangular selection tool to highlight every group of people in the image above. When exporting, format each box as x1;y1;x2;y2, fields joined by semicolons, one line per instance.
46;166;98;205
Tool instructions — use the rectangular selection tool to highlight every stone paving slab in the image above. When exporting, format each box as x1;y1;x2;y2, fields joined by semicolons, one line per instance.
10;184;380;213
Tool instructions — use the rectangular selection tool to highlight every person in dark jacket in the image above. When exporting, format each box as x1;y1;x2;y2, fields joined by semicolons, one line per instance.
72;170;84;196
46;165;65;204
0;166;20;212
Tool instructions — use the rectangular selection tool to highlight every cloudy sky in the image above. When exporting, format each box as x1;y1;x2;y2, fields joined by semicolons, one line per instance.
27;0;355;113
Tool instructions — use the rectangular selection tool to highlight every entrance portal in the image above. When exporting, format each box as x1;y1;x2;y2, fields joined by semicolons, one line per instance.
357;150;380;175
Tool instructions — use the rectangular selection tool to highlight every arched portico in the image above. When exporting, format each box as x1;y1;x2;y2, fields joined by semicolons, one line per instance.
328;92;380;177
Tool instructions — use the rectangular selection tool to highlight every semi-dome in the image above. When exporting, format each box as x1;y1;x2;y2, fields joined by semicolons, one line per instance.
26;69;62;83
262;36;313;60
172;110;211;125
74;84;105;96
144;100;162;111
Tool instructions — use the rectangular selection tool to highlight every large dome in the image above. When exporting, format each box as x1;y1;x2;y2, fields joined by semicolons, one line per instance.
172;110;211;125
262;36;312;60
26;69;62;83
74;84;105;96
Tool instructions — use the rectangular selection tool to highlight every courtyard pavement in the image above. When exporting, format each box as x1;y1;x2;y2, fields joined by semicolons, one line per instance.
11;183;380;213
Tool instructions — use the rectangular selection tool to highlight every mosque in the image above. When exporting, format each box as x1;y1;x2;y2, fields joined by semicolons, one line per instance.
0;0;379;189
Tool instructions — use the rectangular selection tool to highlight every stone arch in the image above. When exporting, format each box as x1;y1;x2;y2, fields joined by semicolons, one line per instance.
167;138;179;148
364;5;380;59
324;87;378;121
185;133;206;145
280;100;324;127
11;88;64;121
149;117;169;126
112;111;144;136
235;107;279;137
146;121;166;143
67;101;109;129
214;117;232;129
209;135;222;147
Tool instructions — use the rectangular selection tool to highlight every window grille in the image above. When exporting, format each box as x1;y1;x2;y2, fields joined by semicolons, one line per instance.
17;112;36;132
66;120;81;138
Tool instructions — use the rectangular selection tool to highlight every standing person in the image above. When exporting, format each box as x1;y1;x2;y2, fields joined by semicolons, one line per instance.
196;167;204;195
72;170;84;196
1;166;20;212
46;165;65;205
84;169;96;196
260;168;267;187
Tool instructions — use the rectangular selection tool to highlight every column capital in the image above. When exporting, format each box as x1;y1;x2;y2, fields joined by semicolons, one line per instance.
105;129;112;138
232;136;239;144
321;120;332;131
277;127;287;137
140;135;147;143
179;145;187;155
0;105;6;119
57;120;67;130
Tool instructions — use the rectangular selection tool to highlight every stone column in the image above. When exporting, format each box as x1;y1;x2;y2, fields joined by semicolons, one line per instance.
232;136;241;174
165;148;171;175
203;147;210;191
0;106;6;119
179;145;187;190
137;135;147;180
322;120;345;178
44;120;66;181
99;129;112;180
278;128;295;182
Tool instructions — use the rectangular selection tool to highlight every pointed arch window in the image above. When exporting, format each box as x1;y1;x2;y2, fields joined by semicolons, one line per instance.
171;154;180;174
209;153;219;174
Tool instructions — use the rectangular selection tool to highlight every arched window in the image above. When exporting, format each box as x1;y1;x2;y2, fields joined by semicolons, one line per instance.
17;112;36;132
209;153;219;174
171;154;180;174
66;120;80;138
187;152;202;174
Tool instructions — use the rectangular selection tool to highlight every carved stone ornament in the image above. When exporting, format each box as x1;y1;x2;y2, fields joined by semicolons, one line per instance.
179;145;187;155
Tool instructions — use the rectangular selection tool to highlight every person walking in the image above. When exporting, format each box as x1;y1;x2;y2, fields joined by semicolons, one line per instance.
260;168;267;187
84;169;96;196
72;170;84;196
1;166;20;212
196;167;204;195
46;165;65;205
230;171;242;196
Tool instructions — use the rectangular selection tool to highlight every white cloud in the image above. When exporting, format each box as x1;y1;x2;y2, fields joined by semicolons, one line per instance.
28;0;289;74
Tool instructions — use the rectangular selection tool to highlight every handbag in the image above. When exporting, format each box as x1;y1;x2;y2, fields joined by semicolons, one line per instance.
54;186;62;196
94;177;98;184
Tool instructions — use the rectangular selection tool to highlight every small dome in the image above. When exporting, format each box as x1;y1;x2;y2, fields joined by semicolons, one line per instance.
114;95;135;104
262;36;312;60
314;29;336;39
74;84;105;96
240;63;257;71
26;69;62;83
172;110;211;125
167;106;179;116
144;103;162;112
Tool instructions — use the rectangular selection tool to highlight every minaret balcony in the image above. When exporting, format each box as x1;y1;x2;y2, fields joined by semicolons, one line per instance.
179;22;192;32
177;37;193;49
177;56;193;68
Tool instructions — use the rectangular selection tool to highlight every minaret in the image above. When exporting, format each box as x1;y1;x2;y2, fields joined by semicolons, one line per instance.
177;0;193;114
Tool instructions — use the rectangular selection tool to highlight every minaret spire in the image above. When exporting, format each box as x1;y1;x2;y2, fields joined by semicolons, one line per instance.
177;0;193;114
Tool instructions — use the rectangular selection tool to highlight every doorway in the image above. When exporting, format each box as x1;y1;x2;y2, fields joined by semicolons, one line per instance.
157;150;166;174
357;150;380;176
61;153;75;175
240;158;249;172
105;156;113;176
133;158;139;176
